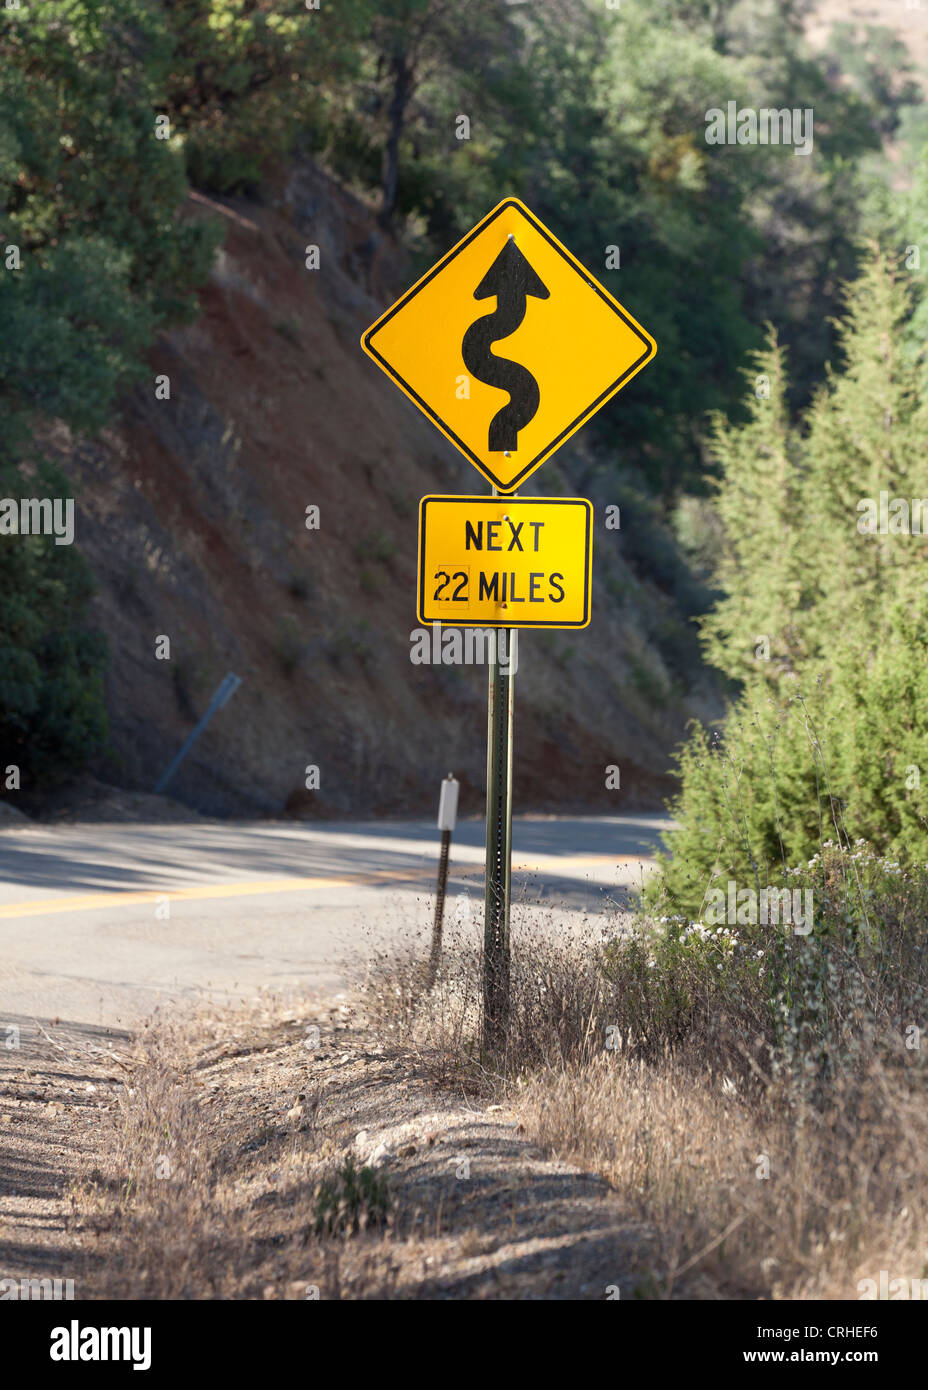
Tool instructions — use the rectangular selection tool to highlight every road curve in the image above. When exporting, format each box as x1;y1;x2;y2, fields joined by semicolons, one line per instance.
0;815;672;1032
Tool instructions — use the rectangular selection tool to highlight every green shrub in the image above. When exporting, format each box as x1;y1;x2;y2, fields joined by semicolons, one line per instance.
0;464;108;790
313;1155;390;1237
364;842;928;1108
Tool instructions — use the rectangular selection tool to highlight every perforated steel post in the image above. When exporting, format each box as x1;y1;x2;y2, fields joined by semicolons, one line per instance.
483;499;515;1054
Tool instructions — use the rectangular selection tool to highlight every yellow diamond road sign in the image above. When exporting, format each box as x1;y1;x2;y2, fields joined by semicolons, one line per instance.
418;495;592;629
361;198;656;494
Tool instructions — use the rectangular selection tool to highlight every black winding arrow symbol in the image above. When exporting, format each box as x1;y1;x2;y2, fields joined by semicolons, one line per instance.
461;238;550;453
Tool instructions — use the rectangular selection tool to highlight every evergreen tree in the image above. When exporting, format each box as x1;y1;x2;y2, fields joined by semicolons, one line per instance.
652;251;928;917
699;333;803;683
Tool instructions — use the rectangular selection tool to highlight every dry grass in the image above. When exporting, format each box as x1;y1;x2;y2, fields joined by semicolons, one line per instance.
67;992;651;1301
71;1003;403;1300
519;1053;928;1299
359;851;928;1299
359;912;635;1085
66;847;928;1300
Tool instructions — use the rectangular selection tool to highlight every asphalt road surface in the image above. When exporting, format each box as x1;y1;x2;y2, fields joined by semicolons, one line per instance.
0;815;672;1034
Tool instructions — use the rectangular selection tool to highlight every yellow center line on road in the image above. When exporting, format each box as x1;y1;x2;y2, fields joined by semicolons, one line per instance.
0;871;410;920
0;853;645;921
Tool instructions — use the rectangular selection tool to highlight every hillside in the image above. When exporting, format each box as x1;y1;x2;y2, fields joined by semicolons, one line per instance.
31;165;715;820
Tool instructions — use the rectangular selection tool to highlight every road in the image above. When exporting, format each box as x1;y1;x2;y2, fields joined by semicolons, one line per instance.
0;815;671;1035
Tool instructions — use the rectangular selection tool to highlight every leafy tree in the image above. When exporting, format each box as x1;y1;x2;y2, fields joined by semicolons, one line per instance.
823;23;921;138
0;464;109;786
0;1;219;789
323;0;525;232
0;0;219;450
157;0;371;194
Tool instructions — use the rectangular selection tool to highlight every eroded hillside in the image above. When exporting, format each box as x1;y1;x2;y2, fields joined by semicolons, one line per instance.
39;166;714;818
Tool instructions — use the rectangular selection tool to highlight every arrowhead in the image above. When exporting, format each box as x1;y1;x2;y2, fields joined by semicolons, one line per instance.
473;238;550;302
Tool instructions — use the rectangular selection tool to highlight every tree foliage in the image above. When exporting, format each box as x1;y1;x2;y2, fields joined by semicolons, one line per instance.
0;1;219;786
651;251;928;917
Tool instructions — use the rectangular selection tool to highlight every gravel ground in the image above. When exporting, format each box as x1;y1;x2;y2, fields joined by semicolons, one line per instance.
0;999;655;1300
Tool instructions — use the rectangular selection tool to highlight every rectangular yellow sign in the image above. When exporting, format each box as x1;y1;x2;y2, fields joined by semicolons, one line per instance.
417;496;592;629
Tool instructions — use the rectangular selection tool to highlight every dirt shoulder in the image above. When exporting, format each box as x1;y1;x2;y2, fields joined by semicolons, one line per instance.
0;999;653;1300
0;1016;133;1293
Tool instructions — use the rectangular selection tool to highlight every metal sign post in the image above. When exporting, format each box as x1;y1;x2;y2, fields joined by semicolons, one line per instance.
483;595;515;1055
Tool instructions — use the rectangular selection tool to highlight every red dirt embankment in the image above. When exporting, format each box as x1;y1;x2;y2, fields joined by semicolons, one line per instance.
42;164;705;818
